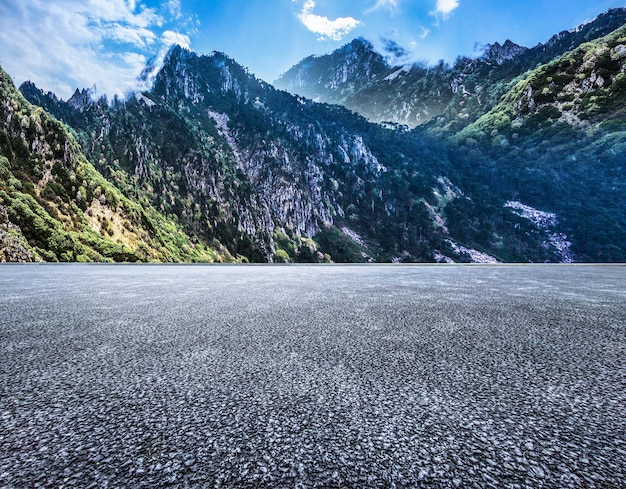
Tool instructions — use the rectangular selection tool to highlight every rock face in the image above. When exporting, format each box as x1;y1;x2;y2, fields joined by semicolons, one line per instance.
67;87;94;112
0;203;37;262
482;40;528;65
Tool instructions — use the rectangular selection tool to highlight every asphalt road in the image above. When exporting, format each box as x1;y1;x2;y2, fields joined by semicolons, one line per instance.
1;264;625;488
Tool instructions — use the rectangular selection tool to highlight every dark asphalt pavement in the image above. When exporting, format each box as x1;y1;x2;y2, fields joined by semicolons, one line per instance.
1;264;624;488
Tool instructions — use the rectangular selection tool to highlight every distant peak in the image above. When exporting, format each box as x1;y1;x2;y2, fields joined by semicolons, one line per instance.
163;43;194;64
352;36;372;46
482;40;528;65
19;80;57;101
67;86;95;110
162;45;235;69
19;80;38;91
343;37;375;52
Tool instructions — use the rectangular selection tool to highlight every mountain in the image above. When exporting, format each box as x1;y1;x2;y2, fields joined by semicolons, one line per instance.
7;7;625;263
16;46;574;264
0;67;232;262
276;8;626;130
275;8;626;262
450;23;626;261
460;24;626;134
274;38;389;106
18;48;446;263
481;40;528;66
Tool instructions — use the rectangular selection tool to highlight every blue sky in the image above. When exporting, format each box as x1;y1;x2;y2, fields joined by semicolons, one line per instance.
1;0;625;99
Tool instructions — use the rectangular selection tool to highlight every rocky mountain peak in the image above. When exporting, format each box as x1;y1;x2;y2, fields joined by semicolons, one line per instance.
342;37;376;54
482;40;528;65
154;44;265;109
18;80;55;102
274;37;388;104
162;43;197;66
67;87;95;111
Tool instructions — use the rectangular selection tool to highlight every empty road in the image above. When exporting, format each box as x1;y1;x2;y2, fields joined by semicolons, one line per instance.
1;264;624;488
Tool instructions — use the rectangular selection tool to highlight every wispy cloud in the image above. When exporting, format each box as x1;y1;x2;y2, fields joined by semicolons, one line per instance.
366;0;400;14
380;37;410;63
434;0;460;16
0;0;194;100
161;30;190;49
296;0;360;41
166;0;182;19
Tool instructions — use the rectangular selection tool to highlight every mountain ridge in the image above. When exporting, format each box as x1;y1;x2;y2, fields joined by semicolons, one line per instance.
0;67;232;262
10;48;584;263
275;7;626;130
3;7;625;262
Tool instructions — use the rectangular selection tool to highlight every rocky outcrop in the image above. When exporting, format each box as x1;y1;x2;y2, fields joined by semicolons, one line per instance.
0;204;38;262
67;87;94;112
482;40;528;65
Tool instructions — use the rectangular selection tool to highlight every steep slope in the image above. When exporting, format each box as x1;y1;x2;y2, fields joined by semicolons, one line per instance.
276;8;626;130
274;38;389;105
21;46;571;263
23;48;431;262
459;25;626;135
450;25;626;261
0;67;230;262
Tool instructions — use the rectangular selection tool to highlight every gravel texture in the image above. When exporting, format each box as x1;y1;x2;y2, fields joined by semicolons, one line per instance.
0;264;625;488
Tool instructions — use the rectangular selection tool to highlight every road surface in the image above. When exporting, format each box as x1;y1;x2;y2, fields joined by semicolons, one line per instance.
1;264;624;488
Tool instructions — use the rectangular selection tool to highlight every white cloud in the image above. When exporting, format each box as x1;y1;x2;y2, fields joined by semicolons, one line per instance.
366;0;400;14
297;0;360;41
166;0;182;19
106;24;158;47
0;0;193;100
162;30;191;49
122;52;147;66
84;0;161;28
435;0;460;15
